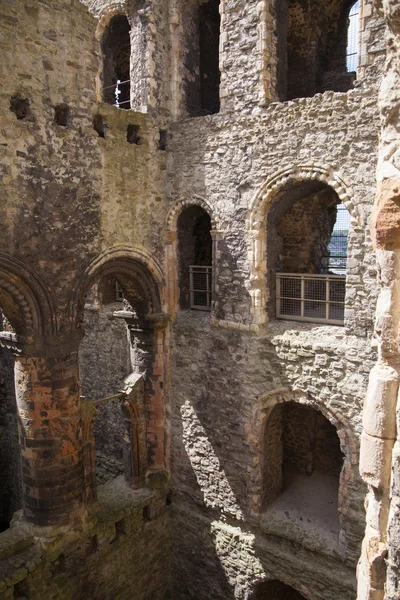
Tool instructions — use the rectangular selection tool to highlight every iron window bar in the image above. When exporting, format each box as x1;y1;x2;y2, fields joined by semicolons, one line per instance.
276;273;345;325
189;265;212;311
104;79;131;108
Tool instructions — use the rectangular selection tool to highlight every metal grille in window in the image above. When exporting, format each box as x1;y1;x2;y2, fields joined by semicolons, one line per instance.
189;266;212;311
346;0;360;72
104;79;131;109
276;274;345;325
326;203;350;275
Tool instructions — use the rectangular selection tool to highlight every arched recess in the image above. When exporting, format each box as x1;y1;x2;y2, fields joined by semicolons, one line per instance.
72;245;165;325
0;256;57;530
275;0;360;101
73;246;168;472
252;388;358;557
166;197;220;317
246;164;360;326
0;254;56;342
172;0;221;117
251;578;311;600
166;196;218;233
95;3;150;111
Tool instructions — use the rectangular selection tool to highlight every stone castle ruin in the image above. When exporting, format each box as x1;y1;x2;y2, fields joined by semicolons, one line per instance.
0;0;399;598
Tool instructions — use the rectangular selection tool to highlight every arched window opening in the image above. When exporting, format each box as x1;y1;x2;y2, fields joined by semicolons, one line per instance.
267;181;349;324
0;311;22;532
346;0;360;72
262;402;344;538
252;579;307;600
102;15;131;109
178;206;213;310
185;0;220;117
199;0;220;115
279;0;359;101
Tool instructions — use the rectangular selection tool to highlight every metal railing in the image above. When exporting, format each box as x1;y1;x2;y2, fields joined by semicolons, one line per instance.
104;79;131;108
189;265;212;310
276;273;345;325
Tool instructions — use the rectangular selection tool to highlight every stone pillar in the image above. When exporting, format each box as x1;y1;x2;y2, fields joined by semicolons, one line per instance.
125;312;169;472
146;313;169;471
210;229;222;312
81;398;97;504
165;230;179;319
357;0;400;596
14;347;84;526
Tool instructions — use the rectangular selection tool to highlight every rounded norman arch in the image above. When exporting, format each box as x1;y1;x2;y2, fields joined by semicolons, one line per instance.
95;6;131;41
251;577;314;600
0;254;56;339
247;163;361;230
253;387;358;557
71;245;165;327
258;388;358;465
166;195;219;232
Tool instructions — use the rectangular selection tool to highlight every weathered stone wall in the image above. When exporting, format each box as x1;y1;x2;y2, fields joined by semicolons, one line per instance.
169;87;380;335
0;0;392;599
357;0;400;597
170;314;375;599
0;477;170;600
0;0;169;328
165;21;387;596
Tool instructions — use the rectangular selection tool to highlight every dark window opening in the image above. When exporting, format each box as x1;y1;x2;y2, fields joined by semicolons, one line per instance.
267;181;349;324
10;96;30;120
279;0;359;100
143;505;151;521
127;124;140;145
178;206;212;310
263;402;343;533
54;104;70;127
252;580;307;600
185;0;220;117
199;0;220;115
102;15;131;109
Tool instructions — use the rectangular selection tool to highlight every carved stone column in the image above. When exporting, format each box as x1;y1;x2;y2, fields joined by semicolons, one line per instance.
11;338;84;526
358;0;400;597
81;398;97;504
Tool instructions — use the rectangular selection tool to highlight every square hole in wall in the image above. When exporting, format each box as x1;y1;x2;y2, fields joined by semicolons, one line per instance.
54;104;70;126
158;129;167;151
88;534;98;556
13;580;29;600
111;519;127;543
10;96;30;120
93;114;105;138
51;554;66;576
127;124;140;144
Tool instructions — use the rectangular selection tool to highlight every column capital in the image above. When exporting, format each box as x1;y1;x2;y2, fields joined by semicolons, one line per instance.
0;329;84;359
146;312;171;331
